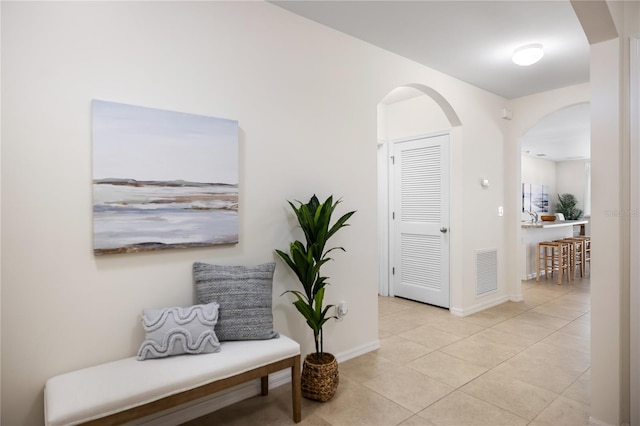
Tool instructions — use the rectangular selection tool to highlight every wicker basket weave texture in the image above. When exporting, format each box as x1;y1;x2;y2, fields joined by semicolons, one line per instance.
301;353;339;402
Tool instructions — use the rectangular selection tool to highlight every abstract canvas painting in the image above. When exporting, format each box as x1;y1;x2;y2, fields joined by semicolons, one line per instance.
530;184;549;213
523;183;549;213
92;100;238;255
522;183;531;213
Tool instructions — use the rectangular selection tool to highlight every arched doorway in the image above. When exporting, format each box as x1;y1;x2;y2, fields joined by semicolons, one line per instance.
518;102;591;281
504;85;589;302
377;84;461;308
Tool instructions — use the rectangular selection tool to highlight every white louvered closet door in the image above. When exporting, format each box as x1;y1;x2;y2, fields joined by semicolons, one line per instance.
392;134;450;308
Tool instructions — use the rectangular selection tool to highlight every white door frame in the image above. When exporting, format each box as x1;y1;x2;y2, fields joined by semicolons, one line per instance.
377;139;390;296
378;130;451;298
629;32;639;426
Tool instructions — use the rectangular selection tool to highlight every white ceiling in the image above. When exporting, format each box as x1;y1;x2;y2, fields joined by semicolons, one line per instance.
270;0;591;161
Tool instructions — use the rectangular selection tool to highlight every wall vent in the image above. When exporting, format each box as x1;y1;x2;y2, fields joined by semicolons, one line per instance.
476;249;498;296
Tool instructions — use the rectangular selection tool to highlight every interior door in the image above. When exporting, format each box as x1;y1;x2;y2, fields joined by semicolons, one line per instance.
392;134;450;308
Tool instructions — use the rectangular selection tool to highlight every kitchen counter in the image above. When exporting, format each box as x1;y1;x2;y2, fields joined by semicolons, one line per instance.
521;219;589;229
520;219;589;280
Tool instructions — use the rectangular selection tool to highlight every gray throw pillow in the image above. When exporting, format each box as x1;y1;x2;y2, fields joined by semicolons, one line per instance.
193;262;279;341
137;303;221;361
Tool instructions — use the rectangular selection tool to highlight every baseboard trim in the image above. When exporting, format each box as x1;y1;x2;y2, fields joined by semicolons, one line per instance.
334;339;381;363
135;339;381;425
588;416;618;426
523;271;550;280
450;295;510;317
510;294;524;302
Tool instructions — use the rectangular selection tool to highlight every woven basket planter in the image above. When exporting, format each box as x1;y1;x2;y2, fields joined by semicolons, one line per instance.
301;353;339;402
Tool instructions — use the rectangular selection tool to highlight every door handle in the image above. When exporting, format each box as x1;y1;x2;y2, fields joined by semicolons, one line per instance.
440;227;448;233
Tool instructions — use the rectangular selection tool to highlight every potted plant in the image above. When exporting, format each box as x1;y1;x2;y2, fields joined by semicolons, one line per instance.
275;194;355;402
556;193;583;220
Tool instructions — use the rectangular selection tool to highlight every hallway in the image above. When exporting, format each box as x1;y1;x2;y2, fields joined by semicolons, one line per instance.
184;276;591;425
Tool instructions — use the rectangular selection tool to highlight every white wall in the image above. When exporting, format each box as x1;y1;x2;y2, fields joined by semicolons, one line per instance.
381;94;451;141
590;36;624;426
556;159;589;216
630;30;640;426
0;1;3;419
1;2;508;424
588;1;640;423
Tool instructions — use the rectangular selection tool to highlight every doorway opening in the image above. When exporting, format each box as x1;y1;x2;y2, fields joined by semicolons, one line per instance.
518;102;591;282
377;84;461;308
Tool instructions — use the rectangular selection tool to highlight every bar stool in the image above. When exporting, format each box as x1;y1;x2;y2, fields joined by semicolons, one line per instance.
560;237;585;278
571;236;591;275
537;241;571;284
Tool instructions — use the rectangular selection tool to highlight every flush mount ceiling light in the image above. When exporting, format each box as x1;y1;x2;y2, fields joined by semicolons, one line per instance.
512;43;544;66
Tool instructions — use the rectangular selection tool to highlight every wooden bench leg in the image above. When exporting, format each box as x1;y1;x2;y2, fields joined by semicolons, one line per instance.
261;376;269;396
292;355;301;423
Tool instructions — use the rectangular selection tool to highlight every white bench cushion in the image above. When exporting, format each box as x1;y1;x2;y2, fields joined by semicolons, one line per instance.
45;335;300;426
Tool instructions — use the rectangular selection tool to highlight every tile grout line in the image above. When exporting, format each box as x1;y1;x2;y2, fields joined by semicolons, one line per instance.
376;277;591;424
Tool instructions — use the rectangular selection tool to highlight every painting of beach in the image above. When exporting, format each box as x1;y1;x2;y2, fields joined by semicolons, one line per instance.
92;100;238;255
530;184;549;213
523;183;549;213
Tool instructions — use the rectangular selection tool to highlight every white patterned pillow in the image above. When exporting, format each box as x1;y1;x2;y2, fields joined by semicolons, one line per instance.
193;262;278;341
137;303;221;361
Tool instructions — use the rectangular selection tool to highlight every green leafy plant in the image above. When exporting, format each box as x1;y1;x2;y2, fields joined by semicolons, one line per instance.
276;195;355;357
556;193;583;220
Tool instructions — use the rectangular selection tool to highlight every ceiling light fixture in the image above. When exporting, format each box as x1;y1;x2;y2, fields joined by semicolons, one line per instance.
512;43;544;66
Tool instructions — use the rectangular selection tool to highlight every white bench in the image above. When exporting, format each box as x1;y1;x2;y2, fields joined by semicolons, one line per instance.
45;335;301;425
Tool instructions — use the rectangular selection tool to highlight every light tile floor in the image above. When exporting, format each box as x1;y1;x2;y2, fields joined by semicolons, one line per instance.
183;276;591;425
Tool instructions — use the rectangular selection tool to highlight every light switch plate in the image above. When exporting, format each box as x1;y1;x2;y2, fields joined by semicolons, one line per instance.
498;206;504;216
